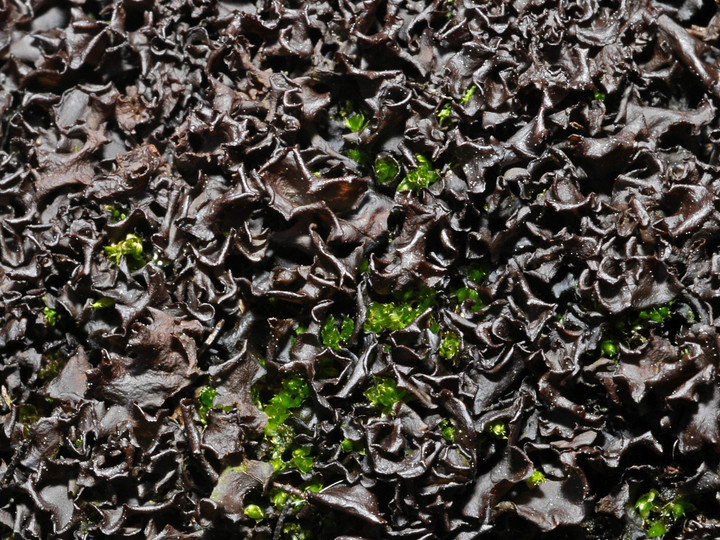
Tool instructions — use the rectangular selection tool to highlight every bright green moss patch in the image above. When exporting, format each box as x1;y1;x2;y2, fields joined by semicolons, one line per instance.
320;315;354;350
344;112;366;132
365;377;411;415
525;469;547;488
196;386;217;424
374;156;399;184
364;287;436;333
291;447;314;473
634;489;694;538
452;287;484;312
593;91;606;101
256;376;313;473
601;339;618;358
244;504;265;521
339;101;368;133
43;307;58;326
437;102;452;124
460;85;477;105
264;377;310;433
397;155;440;191
439;332;460;359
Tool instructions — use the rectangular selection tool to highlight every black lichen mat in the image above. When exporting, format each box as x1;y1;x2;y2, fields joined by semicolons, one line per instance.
1;0;720;538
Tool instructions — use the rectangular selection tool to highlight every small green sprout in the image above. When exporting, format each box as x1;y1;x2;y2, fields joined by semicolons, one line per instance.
364;377;411;415
244;504;265;520
196;386;217;424
104;233;145;267
526;469;547;489
374;156;399;184
320;315;354;350
358;258;370;274
460;85;477;105
341;438;354;453
397;155;440;191
439;332;460;359
601;339;618;358
452;287;484;312
638;305;672;324
593;91;606;102
437;102;452;124
104;205;127;223
646;521;668;537
344;112;366;132
91;298;115;310
467;266;488;283
43;307;58;326
487;420;508;439
440;418;456;442
346;147;369;163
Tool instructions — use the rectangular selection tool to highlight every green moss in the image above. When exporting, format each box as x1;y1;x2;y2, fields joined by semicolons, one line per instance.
439;332;460;359
196;386;217;424
340;438;354;452
525;469;547;488
43;306;58;326
467;265;488;283
346;147;369;163
452;287;484;312
460;85;477;105
244;504;265;520
374;156;399;184
601;339;618;358
264;377;309;434
634;489;694;538
397;155;440;191
339;101;368;133
364;377;411;415
344;113;366;132
364;287;436;333
104;233;146;269
593;91;606;101
320;315;354;350
437;103;452;124
291;447;314;473
440;418;456;442
283;522;313;540
487;420;508;439
256;376;312;473
103;205;127;223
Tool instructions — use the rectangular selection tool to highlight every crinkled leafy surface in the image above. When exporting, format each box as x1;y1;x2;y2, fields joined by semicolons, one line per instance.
2;0;720;538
